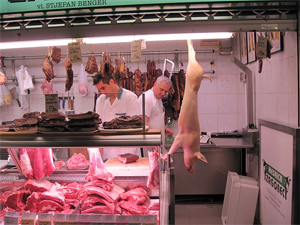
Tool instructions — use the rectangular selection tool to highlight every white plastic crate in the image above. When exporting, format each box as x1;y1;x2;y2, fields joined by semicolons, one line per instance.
221;171;259;225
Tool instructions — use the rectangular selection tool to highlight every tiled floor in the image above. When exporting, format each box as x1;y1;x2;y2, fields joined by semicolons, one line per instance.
175;204;223;225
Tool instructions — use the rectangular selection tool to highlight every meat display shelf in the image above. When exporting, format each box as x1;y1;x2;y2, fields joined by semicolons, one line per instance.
0;131;174;225
0;131;161;148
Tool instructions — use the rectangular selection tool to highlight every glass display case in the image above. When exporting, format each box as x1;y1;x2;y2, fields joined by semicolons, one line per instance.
0;130;174;225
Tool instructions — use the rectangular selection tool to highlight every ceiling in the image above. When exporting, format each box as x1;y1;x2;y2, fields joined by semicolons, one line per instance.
0;1;298;42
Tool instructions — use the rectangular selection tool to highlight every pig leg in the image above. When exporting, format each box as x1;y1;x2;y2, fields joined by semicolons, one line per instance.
166;39;211;173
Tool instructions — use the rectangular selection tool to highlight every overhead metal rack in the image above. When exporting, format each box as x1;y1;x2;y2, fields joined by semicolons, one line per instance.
0;1;298;31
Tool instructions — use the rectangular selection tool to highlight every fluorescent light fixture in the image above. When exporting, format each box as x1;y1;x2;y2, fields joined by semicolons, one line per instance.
0;38;75;50
0;32;232;49
83;32;233;44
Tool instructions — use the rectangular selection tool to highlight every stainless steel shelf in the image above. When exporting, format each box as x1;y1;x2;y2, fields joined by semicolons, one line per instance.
0;132;161;148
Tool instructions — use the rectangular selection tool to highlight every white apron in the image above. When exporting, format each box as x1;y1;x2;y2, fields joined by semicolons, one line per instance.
143;108;166;156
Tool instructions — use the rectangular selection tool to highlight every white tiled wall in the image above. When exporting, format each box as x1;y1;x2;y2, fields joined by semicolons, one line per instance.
244;32;298;181
1;33;297;135
247;32;298;128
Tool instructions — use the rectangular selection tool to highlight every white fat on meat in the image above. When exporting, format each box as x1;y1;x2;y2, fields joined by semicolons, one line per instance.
166;39;212;173
86;148;114;183
19;148;33;178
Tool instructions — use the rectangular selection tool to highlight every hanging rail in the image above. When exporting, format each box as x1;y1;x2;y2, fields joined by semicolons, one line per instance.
4;70;215;81
1;49;215;61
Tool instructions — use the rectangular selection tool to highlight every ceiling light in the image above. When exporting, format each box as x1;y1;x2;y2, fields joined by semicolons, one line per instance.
0;32;233;50
0;39;75;50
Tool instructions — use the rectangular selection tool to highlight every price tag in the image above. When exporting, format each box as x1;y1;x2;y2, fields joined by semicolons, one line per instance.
21;219;35;225
256;36;267;59
4;217;19;225
38;221;52;225
68;41;82;63
131;39;142;62
45;94;58;113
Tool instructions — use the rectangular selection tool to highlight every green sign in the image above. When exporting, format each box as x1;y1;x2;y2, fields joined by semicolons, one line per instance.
0;0;273;14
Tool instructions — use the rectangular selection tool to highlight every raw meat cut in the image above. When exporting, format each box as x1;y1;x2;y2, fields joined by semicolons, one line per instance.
0;71;7;85
165;40;211;173
33;148;45;179
149;199;160;210
38;200;64;213
118;200;149;215
40;79;53;94
80;195;120;214
54;160;65;169
66;153;89;170
147;151;159;189
4;190;30;210
78;185;124;203
24;148;55;179
24;192;40;212
120;188;148;205
43;148;55;176
85;148;114;182
40;189;65;206
118;153;139;164
83;179;114;191
24;179;52;192
62;182;81;199
19;148;33;178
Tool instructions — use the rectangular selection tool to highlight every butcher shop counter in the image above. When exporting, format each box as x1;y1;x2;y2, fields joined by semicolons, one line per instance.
0;130;174;225
0;129;162;148
166;137;254;196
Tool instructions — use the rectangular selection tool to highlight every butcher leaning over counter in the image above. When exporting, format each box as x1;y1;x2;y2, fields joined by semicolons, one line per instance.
138;76;173;154
93;73;140;160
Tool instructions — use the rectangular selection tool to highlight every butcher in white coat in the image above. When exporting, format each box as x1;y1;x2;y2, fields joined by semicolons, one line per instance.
93;73;139;160
138;76;173;155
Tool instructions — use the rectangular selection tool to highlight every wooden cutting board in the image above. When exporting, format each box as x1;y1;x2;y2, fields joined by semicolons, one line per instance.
105;157;149;176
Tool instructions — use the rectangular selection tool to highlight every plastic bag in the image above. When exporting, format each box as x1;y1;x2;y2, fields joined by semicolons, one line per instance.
78;63;88;96
16;65;27;95
0;83;12;106
23;67;34;91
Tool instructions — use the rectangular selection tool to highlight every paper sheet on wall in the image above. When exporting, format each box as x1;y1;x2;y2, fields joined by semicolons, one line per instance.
131;40;142;62
256;36;267;59
68;42;82;63
45;94;58;113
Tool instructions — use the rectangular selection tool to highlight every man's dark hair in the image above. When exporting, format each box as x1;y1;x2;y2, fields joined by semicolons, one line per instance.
93;73;115;85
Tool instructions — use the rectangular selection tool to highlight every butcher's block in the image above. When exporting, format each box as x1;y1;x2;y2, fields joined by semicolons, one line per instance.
105;157;149;176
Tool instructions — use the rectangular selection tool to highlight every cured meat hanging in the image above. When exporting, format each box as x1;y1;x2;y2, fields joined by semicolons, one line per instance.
134;68;143;96
100;52;114;77
65;57;74;92
49;46;61;64
85;54;98;74
42;55;54;81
